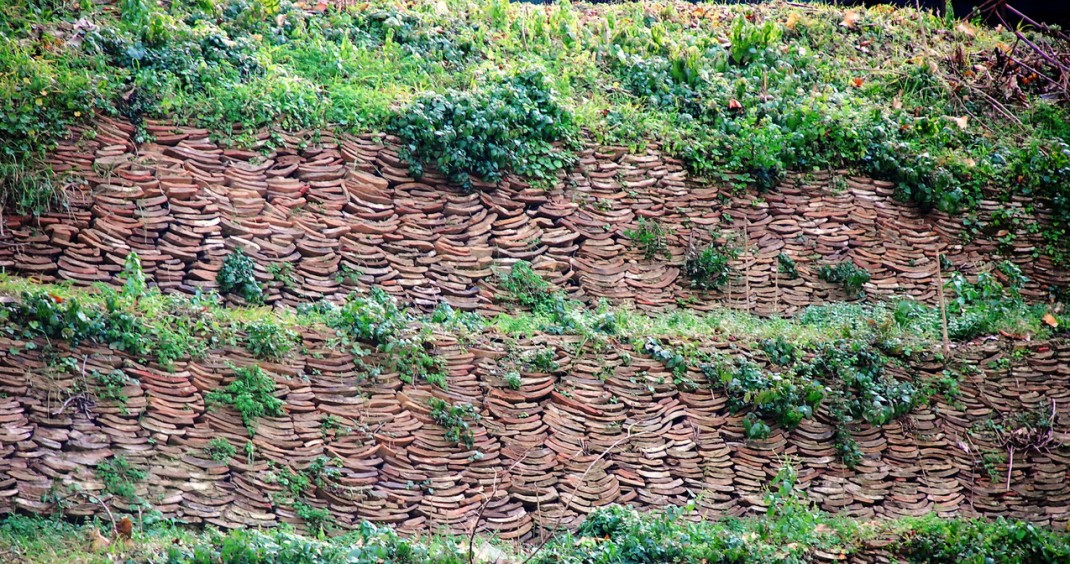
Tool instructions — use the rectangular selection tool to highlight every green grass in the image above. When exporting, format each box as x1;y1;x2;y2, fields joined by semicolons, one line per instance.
0;273;1063;365
2;1;1068;262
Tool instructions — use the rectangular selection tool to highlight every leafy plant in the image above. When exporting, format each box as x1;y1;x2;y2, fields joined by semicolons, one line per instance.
267;262;296;289
428;397;478;449
777;253;798;279
521;347;558;373
120;252;147;299
204;438;237;462
503;371;522;390
294;501;334;537
390;70;576;189
818;260;871;298
728;16;782;66
499;261;554;310
245;321;298;360
96;456;145;500
624;218;670;260
91;369;132;407
205;365;284;436
218;250;263;304
685;243;739;290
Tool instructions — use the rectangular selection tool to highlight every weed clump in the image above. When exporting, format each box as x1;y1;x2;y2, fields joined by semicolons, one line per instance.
685;244;740;290
818;260;871;298
428;397;479;449
391;70;576;189
205;365;284;437
218;250;263;305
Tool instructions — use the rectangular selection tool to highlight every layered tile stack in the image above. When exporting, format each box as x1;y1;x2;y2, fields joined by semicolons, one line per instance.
0;118;1063;315
0;329;1066;538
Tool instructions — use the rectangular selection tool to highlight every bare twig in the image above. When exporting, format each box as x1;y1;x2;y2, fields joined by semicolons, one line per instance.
522;421;654;564
467;448;532;564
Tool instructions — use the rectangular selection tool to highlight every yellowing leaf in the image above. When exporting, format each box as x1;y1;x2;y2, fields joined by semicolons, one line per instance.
1043;313;1059;328
786;12;800;30
841;11;861;29
946;115;969;129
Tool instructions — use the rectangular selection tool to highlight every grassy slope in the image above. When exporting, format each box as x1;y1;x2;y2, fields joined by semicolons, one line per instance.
2;0;1069;260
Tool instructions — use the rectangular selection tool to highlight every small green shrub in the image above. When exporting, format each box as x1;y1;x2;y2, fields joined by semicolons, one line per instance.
268;262;296;289
428;397;478;449
390;70;576;189
710;358;824;439
685;244;739;290
624;218;670;260
499;261;555;310
294;501;334;536
205;365;284;436
96;456;145;500
327;289;447;388
218;250;263;304
245;321;298;360
521;347;558;373
728;16;782;67
120;251;147;299
503;371;522;390
818;260;871;298
91;369;132;406
0;290;150;355
204;438;237;462
331;288;407;345
777;253;798;279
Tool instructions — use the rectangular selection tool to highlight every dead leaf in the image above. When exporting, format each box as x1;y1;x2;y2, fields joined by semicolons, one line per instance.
117;517;133;540
956;22;976;38
786;12;800;30
946;115;969;129
89;528;111;553
728;99;743;111
851;77;865;88
841;11;861;29
892;96;903;110
1043;313;1059;328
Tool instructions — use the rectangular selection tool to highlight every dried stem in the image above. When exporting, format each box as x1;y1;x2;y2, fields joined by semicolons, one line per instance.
521;421;653;564
467;448;532;564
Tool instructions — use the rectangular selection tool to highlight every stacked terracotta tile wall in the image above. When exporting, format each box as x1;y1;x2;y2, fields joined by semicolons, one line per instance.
0;118;1063;314
0;119;1067;544
0;330;1067;538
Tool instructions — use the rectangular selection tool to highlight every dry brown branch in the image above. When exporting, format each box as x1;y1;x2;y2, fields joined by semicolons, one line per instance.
467;447;532;564
521;421;654;564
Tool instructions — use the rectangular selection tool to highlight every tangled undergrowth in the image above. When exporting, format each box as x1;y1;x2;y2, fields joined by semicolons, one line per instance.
2;0;1068;262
